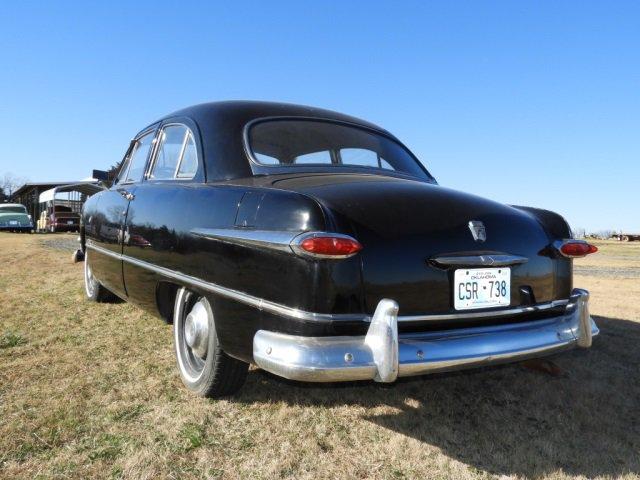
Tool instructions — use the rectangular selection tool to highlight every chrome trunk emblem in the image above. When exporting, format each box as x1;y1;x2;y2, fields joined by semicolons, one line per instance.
468;221;486;242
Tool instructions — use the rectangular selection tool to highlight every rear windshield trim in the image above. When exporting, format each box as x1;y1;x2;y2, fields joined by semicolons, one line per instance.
242;116;435;182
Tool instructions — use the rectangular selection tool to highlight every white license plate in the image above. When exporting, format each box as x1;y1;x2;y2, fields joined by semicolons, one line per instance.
9;220;18;225
454;268;510;310
67;220;74;225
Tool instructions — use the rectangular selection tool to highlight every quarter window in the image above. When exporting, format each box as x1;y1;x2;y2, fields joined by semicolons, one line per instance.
149;124;198;180
177;132;198;178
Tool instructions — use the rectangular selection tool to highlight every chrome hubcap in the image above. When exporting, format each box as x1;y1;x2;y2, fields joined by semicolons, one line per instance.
184;300;209;359
84;251;95;297
175;290;215;383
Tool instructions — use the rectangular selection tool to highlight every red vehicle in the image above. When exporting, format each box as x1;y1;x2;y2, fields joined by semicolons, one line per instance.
38;205;80;233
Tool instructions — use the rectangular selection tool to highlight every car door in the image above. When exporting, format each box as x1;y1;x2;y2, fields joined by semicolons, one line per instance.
121;120;206;309
90;127;158;298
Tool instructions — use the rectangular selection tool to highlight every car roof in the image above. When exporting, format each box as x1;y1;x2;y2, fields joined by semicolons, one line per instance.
160;101;390;135
135;101;400;181
0;203;26;209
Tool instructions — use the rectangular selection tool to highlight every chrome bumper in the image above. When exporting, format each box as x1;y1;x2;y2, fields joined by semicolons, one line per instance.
253;288;598;383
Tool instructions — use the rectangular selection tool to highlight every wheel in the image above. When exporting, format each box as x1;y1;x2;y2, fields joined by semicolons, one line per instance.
174;288;248;397
72;249;85;263
84;249;118;302
621;235;630;242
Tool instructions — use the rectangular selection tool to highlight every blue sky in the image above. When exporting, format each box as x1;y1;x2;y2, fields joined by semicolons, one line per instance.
0;1;638;231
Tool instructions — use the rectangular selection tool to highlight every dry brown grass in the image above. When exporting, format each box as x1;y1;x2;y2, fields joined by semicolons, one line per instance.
0;234;639;480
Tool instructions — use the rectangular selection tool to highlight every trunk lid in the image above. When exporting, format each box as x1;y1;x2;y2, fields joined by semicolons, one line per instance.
271;173;561;315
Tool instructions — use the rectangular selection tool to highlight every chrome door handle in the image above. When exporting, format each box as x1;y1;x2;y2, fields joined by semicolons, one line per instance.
118;189;135;201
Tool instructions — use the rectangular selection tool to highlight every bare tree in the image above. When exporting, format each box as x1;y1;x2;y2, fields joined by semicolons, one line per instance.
572;227;586;239
1;172;28;199
593;229;615;240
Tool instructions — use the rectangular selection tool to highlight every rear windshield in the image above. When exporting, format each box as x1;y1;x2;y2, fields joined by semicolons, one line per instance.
0;206;27;214
247;119;431;179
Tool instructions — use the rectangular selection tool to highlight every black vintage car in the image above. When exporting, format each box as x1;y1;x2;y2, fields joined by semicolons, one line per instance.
82;101;599;397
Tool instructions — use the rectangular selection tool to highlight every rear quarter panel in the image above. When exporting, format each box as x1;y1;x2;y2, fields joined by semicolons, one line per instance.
121;182;363;361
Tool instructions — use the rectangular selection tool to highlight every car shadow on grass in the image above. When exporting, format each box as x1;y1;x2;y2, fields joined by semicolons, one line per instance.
233;316;640;478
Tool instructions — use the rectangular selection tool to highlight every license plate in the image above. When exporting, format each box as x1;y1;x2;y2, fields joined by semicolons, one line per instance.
67;220;74;225
454;268;510;310
9;220;18;225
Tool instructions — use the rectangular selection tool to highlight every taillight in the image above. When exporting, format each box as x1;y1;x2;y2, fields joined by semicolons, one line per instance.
292;233;363;259
556;240;598;258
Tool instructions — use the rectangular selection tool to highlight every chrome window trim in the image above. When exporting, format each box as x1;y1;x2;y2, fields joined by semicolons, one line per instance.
146;123;198;181
86;240;569;324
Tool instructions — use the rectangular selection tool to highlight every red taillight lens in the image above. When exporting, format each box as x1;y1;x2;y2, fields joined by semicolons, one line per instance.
559;241;598;257
299;235;363;257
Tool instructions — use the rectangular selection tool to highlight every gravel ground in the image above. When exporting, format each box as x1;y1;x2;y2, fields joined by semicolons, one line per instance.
574;265;640;278
39;234;80;253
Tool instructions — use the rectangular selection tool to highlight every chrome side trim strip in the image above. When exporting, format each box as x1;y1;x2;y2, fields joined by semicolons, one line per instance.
86;241;360;323
190;228;298;253
86;242;121;260
191;228;362;259
431;254;528;267
86;240;568;324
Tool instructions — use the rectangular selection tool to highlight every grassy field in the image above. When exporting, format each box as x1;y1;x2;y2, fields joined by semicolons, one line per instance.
1;234;639;480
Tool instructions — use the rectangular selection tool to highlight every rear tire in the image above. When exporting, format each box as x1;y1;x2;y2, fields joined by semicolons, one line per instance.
173;288;248;397
84;249;118;303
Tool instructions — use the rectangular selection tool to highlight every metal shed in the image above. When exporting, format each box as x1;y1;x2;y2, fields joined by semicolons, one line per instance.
12;181;103;226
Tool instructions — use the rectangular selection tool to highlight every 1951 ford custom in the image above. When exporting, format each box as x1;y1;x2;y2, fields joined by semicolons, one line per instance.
82;101;599;397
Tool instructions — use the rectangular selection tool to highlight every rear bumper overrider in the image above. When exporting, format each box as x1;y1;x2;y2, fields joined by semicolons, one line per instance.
253;288;598;382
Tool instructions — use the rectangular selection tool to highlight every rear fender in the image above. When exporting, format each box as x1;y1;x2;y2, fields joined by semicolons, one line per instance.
511;206;572;240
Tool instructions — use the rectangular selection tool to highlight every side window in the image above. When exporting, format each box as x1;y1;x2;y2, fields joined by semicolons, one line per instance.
149;124;199;180
254;152;279;165
120;132;155;183
116;156;131;185
294;150;332;164
177;132;198;178
151;125;187;179
340;148;395;170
